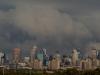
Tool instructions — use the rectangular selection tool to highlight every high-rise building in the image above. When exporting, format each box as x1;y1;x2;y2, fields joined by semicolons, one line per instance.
62;55;67;66
54;51;61;60
42;48;49;66
33;59;43;70
95;59;100;68
71;49;79;66
0;51;4;65
42;48;47;57
24;57;30;63
13;48;21;64
85;57;92;70
48;54;61;70
97;50;100;59
80;59;87;70
48;58;60;70
90;48;99;69
36;52;44;61
91;48;97;59
66;57;71;66
80;57;92;70
30;45;37;63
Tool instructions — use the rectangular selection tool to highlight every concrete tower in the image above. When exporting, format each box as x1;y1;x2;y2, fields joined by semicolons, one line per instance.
13;48;21;64
48;51;61;70
54;51;61;60
91;48;97;59
0;51;4;65
42;48;47;57
30;45;37;63
71;49;79;66
91;48;99;69
42;48;49;66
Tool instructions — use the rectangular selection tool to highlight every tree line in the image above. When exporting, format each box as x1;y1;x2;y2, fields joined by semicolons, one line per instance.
0;68;100;75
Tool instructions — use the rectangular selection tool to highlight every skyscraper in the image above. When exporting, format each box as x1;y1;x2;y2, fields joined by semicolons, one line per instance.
54;51;61;60
0;51;4;65
97;50;100;59
42;48;49;66
85;57;92;70
80;57;92;70
13;48;21;64
71;49;79;66
30;45;37;63
36;52;44;61
33;59;43;70
91;48;97;59
91;48;98;69
48;58;61;70
42;48;47;57
80;59;87;70
24;57;30;63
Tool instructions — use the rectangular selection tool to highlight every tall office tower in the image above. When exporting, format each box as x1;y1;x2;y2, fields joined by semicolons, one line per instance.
54;51;61;60
13;48;21;64
80;59;87;70
30;45;37;63
85;57;92;70
62;55;67;66
97;50;100;59
33;59;43;70
36;51;44;61
5;54;10;64
92;59;100;69
24;57;30;63
91;48;97;59
80;57;93;70
71;49;79;66
96;50;100;68
42;48;47;57
97;50;100;67
62;55;71;67
91;48;98;69
65;56;71;66
42;48;49;66
95;59;100;68
0;51;4;65
48;58;61;70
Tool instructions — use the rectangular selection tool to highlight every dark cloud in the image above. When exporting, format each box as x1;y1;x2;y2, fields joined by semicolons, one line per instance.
0;0;100;54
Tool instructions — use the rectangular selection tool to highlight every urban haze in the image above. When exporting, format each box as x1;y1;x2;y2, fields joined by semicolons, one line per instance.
0;0;100;54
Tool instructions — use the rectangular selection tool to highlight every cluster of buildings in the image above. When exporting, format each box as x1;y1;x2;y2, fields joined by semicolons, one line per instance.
0;46;100;71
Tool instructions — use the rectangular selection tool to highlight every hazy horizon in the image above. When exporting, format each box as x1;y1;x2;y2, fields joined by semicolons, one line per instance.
0;0;100;55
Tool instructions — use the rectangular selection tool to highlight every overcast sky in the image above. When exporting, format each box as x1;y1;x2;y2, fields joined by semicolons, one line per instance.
0;0;100;54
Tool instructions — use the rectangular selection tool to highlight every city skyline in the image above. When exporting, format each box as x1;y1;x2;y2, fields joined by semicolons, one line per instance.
0;46;100;71
0;0;100;54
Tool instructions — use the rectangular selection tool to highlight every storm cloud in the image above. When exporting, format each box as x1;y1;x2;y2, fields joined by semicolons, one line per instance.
0;0;100;54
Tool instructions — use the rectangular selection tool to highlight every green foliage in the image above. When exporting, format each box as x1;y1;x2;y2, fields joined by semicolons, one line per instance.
0;68;100;75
